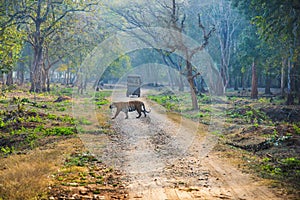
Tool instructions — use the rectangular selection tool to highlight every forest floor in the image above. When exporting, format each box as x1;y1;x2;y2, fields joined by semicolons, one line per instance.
0;86;299;199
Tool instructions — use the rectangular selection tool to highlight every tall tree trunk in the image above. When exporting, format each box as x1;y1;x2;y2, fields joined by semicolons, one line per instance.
234;78;238;90
287;17;297;105
281;58;286;98
265;71;271;94
251;58;258;99
17;62;25;85
46;70;50;92
41;63;47;92
241;72;244;89
286;59;294;105
186;58;198;110
6;71;13;86
297;67;300;105
30;1;45;93
0;73;3;84
30;44;43;92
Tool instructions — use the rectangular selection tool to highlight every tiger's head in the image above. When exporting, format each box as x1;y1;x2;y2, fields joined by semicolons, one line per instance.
109;103;115;109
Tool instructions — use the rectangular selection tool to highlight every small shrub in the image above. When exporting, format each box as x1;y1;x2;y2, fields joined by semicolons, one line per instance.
26;115;43;123
281;157;300;169
44;127;77;136
58;107;66;111
293;124;300;135
0;118;5;128
78;118;92;125
58;115;76;124
47;113;58;120
1;146;15;155
65;153;97;167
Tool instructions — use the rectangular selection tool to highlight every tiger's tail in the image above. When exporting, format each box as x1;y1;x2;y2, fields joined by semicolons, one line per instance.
142;103;151;113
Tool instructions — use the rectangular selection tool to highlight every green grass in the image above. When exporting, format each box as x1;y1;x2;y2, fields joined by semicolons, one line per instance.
64;153;98;167
44;127;77;136
293;124;300;135
94;90;111;108
0;100;77;156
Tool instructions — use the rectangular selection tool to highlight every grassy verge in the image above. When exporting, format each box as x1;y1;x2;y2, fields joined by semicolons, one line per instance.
147;90;300;198
0;87;121;200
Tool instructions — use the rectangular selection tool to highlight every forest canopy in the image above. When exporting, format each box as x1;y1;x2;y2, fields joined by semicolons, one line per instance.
0;0;299;105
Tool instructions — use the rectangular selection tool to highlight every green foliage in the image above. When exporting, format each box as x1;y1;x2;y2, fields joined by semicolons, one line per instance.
58;107;66;112
281;157;300;168
25;132;39;148
94;91;112;99
0;118;5;128
58;88;73;97
198;94;211;104
26;115;43;123
293;124;300;135
227;106;268;124
0;146;15;155
47;113;58;120
94;91;111;108
102;55;132;81
95;99;110;108
44;127;77;136
64;153;98;167
78;118;92;125
0;100;77;155
0;26;25;72
148;95;182;111
253;123;259;128
58;115;76;124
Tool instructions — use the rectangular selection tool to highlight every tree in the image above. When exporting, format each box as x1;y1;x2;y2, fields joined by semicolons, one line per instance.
107;0;217;110
0;25;25;84
231;0;300;104
1;0;97;92
234;25;262;99
101;55;132;84
203;0;242;90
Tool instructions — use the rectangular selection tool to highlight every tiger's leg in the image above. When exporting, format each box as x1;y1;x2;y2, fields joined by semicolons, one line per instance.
136;109;142;118
125;111;129;119
142;103;147;117
112;109;121;119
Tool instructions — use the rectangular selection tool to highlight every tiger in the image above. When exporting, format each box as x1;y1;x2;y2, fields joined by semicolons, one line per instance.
109;100;151;119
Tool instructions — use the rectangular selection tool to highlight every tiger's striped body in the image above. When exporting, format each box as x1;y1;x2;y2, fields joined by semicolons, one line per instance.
109;101;151;119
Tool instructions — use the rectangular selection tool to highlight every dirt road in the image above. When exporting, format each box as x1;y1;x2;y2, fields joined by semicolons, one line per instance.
80;93;282;199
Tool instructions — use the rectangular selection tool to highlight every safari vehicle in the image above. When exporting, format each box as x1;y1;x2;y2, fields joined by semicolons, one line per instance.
126;75;141;97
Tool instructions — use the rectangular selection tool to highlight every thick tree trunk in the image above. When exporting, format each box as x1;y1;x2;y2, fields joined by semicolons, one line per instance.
286;60;294;105
265;72;271;94
17;62;25;85
297;73;300;105
30;44;44;92
46;71;50;92
6;71;13;86
188;77;199;110
251;59;258;99
281;58;286;97
186;59;198;110
234;78;238;90
0;73;3;84
43;68;50;92
241;72;244;89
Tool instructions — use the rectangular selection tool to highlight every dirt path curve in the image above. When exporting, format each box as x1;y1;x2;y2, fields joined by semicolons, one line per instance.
84;92;282;200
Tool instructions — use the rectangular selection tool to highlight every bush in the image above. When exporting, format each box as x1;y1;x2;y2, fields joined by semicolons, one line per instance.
44;127;77;136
